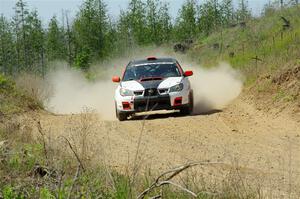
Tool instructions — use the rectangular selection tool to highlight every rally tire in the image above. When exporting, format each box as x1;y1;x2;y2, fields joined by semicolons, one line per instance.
180;91;194;115
117;112;128;121
115;103;128;121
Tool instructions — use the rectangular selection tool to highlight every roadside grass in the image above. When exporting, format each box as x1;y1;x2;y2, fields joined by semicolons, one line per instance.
190;6;300;79
15;73;51;109
0;73;42;116
188;5;300;112
272;89;297;102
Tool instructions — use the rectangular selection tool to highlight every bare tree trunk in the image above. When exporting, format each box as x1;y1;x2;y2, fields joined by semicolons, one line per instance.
65;11;72;66
41;44;45;77
20;1;28;71
15;23;20;74
0;39;6;75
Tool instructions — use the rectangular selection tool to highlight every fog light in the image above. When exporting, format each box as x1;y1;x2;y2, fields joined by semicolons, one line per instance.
174;97;182;106
122;102;131;110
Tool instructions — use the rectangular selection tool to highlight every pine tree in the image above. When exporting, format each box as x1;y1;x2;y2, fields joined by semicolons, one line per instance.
116;10;132;50
157;2;172;43
12;0;29;72
145;0;172;44
26;10;45;74
145;0;159;44
211;0;221;29
221;0;234;26
0;15;16;75
198;1;216;36
127;0;147;44
64;11;74;66
175;0;197;41
46;16;66;61
105;18;118;58
236;0;251;22
73;0;110;70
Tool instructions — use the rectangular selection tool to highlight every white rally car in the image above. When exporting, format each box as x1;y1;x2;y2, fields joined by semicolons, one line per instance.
112;57;194;121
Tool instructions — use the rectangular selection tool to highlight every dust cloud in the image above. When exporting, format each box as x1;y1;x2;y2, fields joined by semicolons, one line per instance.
44;48;243;119
189;63;243;113
45;62;117;120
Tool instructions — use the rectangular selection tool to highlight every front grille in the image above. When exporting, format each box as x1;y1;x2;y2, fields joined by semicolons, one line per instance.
144;88;158;96
134;97;171;112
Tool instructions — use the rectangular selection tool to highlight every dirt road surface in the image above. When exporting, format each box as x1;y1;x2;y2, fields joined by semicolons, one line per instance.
23;96;300;196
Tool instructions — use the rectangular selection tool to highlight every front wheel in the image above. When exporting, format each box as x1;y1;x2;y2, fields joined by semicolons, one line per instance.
115;103;128;121
180;92;194;115
117;112;128;121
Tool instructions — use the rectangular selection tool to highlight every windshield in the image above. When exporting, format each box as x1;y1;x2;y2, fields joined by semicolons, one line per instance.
123;63;181;81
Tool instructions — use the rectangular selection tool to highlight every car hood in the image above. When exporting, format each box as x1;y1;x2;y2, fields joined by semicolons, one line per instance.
121;77;183;91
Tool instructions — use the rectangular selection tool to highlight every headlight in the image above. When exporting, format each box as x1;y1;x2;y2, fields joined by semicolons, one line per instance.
120;88;134;96
169;83;184;93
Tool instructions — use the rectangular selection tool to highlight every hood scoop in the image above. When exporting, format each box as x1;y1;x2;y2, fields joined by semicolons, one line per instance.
136;77;165;90
140;77;163;82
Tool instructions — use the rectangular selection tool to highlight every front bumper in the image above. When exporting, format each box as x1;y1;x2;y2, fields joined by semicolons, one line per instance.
116;91;190;113
134;95;171;112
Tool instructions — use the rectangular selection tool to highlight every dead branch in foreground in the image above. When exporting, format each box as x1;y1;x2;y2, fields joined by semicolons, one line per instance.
60;136;85;171
137;162;222;199
60;136;85;199
37;121;48;161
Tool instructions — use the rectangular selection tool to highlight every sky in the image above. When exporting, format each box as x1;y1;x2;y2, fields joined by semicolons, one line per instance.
0;0;270;24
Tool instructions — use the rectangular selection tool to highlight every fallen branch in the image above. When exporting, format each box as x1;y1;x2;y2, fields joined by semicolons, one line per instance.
149;195;161;199
137;161;222;199
158;181;197;197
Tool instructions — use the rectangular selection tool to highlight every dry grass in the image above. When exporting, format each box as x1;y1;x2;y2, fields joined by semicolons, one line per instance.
15;73;52;109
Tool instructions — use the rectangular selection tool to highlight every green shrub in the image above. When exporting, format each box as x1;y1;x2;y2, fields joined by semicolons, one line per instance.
0;74;14;90
40;188;55;199
2;186;15;199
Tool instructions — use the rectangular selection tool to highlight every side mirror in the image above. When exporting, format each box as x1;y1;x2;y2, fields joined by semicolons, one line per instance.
184;70;193;77
112;76;120;83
